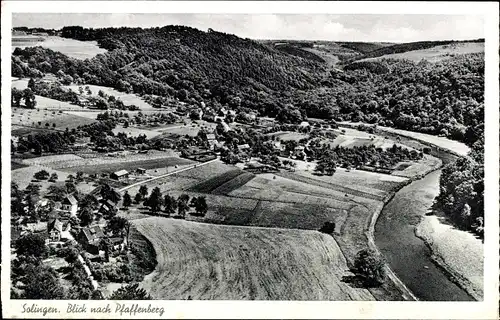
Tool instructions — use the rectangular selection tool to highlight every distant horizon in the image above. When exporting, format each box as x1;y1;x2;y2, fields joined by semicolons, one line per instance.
11;25;485;45
12;14;484;43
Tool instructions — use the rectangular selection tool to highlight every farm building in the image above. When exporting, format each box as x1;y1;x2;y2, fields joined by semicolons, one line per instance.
237;144;250;152
110;170;129;181
60;194;78;216
78;226;105;251
47;218;72;242
136;168;147;174
108;237;126;252
99;199;118;217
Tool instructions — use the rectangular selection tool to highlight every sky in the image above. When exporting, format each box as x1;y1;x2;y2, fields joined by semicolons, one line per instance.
12;13;484;42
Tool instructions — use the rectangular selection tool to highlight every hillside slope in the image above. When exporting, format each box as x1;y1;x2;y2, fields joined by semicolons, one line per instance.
135;217;375;300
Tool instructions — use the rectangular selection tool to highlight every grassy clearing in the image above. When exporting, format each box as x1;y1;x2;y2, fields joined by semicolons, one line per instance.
135;217;374;300
28;150;177;170
359;42;484;63
341;122;470;157
112;125;163;139
278;132;310;141
11;161;29;170
64;84;155;110
11;165;95;194
62;156;194;175
13;36;107;59
11;107;95;129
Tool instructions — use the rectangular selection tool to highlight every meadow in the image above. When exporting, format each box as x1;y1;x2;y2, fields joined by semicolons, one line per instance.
11;107;95;131
13;36;107;59
135;217;375;300
358;42;484;63
64;84;155;110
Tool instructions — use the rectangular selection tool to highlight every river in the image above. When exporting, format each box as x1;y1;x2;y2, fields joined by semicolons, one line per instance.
374;169;474;301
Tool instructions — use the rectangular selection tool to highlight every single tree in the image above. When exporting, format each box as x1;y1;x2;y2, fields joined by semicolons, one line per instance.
49;172;58;182
78;206;94;227
139;185;149;198
105;216;129;239
164;194;177;214
34;170;50;180
193;196;208;216
134;192;143;204
352;248;386;287
146;187;163;214
122;191;132;209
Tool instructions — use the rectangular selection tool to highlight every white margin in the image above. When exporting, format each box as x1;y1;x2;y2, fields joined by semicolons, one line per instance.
1;2;499;319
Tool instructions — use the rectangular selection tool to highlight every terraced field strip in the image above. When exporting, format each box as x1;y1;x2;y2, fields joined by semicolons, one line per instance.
135;217;375;300
211;172;256;195
277;171;386;201
188;169;244;193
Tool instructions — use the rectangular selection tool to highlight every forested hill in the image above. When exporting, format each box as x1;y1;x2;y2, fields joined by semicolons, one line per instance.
12;25;484;146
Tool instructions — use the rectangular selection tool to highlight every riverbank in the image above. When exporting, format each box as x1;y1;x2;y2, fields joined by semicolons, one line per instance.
415;211;484;300
375;170;474;301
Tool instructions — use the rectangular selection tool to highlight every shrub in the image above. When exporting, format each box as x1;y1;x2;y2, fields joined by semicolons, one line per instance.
319;221;336;234
352;248;386;287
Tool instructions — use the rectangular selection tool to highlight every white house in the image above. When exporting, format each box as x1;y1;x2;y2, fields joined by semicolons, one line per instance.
61;194;78;217
47;218;72;242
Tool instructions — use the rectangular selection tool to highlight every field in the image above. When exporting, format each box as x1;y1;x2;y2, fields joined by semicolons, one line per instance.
12;36;107;59
329;127;401;149
11;165;95;194
20;150;188;174
156;123;217;137
189;169;247;193
135;217;374;300
358;42;484;63
112;125;163;139
11;107;96;130
60;156;194;175
268;131;310;142
64;84;155;110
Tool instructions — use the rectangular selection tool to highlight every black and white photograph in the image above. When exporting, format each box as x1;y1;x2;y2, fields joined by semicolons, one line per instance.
1;1;498;319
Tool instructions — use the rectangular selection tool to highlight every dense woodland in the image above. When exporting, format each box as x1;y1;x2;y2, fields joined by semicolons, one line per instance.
11;25;485;236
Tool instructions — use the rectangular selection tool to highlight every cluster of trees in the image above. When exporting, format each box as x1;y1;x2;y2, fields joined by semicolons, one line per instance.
97;110;179;128
11;87;37;109
306;142;422;170
15;130;75;154
124;187;208;217
436;136;484;238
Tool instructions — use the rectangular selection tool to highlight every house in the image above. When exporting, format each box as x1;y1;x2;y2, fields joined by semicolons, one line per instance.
136;168;147;175
237;144;250;152
108;237;126;251
206;133;218;150
110;170;129;181
47;218;72;242
99;199;118;217
78;226;105;247
299;121;310;127
293;145;307;159
271;140;285;152
61;194;78;217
